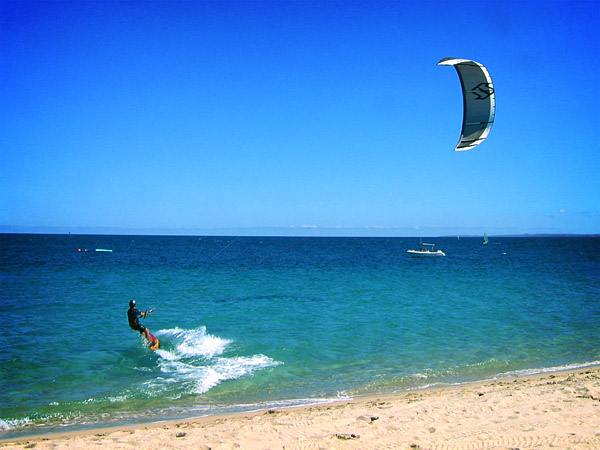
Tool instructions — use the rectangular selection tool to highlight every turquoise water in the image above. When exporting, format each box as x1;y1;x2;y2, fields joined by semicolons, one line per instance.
1;234;599;438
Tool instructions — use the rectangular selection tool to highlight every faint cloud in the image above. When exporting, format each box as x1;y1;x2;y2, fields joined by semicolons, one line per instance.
558;209;566;214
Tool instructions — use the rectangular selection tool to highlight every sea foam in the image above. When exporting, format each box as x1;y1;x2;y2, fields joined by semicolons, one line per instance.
152;327;281;395
156;326;231;359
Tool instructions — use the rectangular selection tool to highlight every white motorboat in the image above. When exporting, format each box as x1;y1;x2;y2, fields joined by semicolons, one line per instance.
407;243;446;257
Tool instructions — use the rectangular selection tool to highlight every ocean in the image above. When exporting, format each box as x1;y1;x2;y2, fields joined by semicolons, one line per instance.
1;234;599;439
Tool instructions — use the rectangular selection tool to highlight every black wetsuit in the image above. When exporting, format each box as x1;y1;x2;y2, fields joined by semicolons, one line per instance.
127;307;146;332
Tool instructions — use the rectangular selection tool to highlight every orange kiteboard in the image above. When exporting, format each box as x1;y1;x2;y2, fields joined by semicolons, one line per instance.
147;331;160;351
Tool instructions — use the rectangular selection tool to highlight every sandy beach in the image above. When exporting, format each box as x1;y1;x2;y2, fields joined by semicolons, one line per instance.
2;366;599;450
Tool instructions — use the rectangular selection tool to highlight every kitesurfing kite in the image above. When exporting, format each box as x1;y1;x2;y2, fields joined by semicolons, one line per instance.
438;58;496;151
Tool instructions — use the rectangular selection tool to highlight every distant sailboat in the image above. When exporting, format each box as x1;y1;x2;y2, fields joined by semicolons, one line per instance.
483;233;489;245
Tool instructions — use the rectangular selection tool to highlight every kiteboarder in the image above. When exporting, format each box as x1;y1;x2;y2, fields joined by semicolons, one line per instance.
127;299;158;348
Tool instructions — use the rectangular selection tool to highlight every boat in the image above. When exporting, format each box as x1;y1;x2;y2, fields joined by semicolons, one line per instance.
483;233;489;245
407;243;446;257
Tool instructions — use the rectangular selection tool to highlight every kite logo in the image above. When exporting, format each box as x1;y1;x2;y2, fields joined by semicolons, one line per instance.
470;83;494;100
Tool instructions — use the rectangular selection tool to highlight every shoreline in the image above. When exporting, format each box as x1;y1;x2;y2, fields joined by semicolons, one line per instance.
2;365;599;449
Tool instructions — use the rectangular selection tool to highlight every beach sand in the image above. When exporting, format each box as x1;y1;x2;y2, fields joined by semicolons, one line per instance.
2;366;599;450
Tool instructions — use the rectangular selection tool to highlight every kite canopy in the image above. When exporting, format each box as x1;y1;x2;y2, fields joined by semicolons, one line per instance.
438;57;496;151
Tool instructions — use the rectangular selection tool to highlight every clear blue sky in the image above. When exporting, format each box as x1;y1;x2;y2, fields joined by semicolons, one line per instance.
1;0;599;236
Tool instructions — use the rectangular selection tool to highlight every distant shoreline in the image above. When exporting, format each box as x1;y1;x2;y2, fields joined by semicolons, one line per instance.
1;230;599;238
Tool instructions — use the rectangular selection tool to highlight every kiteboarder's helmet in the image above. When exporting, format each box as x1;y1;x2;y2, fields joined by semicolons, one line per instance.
129;299;136;308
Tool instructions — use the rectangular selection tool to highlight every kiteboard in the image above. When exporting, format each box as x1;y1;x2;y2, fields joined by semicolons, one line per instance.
147;332;160;351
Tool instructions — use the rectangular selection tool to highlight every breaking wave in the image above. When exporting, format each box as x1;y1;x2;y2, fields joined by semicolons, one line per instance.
152;327;282;395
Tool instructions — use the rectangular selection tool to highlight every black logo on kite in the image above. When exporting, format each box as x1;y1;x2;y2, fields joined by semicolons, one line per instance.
470;83;494;100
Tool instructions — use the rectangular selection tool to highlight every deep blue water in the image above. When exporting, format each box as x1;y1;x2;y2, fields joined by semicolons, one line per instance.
1;234;599;438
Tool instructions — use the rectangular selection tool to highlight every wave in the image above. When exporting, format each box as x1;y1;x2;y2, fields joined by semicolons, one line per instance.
0;419;11;431
156;326;231;359
499;361;600;378
152;326;282;395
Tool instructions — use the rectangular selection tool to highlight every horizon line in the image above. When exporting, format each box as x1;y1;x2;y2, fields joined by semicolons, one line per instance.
1;225;598;239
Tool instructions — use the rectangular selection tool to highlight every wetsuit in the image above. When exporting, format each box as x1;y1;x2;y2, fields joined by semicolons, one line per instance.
127;307;146;332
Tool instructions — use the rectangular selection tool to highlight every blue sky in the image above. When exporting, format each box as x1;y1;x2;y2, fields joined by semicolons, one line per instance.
1;0;599;236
